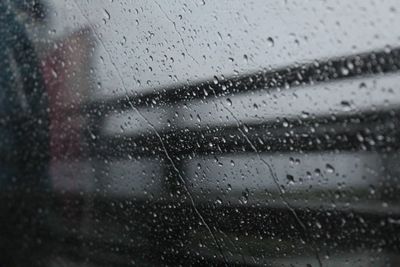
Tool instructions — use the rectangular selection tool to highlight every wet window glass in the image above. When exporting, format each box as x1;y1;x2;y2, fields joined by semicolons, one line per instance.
1;0;400;266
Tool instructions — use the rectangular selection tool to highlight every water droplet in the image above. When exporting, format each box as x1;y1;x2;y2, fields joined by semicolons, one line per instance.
369;185;376;195
227;184;232;192
286;174;295;184
340;100;352;111
239;189;249;204
213;75;219;84
325;164;335;173
340;66;349;76
215;197;223;205
267;37;274;47
282;120;289;127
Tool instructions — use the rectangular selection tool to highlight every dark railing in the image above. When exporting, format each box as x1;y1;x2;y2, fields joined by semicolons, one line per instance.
84;46;400;113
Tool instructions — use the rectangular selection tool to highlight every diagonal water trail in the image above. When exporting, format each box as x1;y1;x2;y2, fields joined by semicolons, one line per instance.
218;229;247;265
72;2;228;264
221;103;323;267
152;1;200;65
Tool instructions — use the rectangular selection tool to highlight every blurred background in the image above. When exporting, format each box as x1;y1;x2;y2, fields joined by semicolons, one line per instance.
1;0;400;266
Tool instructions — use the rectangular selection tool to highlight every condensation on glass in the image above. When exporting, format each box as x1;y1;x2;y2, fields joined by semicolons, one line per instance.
0;0;399;266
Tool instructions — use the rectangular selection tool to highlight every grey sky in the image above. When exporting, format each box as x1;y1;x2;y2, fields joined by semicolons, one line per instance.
47;0;400;98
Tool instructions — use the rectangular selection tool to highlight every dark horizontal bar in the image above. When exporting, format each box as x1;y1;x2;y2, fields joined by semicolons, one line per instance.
82;46;400;114
92;109;400;158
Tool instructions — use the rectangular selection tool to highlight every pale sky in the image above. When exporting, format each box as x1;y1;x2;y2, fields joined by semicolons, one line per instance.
46;0;400;99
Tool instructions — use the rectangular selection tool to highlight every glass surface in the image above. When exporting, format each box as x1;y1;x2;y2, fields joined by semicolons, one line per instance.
0;0;400;266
